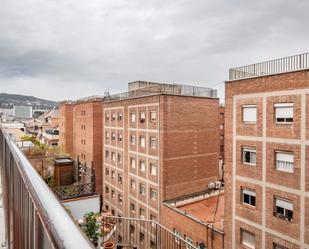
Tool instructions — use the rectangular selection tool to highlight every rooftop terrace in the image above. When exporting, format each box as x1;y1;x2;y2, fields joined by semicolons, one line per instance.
229;52;309;81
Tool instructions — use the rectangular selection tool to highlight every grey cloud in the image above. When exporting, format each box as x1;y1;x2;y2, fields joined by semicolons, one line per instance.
0;0;308;101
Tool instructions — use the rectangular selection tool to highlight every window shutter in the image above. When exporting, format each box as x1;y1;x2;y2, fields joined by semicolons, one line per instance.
242;105;257;122
275;103;293;119
276;152;294;163
242;230;255;249
275;198;293;210
242;189;256;197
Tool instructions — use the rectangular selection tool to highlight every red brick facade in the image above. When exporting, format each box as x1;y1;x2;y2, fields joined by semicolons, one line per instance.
225;69;309;249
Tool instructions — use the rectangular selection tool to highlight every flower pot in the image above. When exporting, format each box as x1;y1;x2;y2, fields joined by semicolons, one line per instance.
102;241;115;249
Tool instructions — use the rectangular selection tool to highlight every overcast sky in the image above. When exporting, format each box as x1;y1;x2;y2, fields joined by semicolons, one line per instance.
0;0;308;101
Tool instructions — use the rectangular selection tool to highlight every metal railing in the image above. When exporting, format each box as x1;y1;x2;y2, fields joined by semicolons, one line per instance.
229;52;309;80
105;83;217;102
53;182;94;200
101;215;198;249
0;126;94;249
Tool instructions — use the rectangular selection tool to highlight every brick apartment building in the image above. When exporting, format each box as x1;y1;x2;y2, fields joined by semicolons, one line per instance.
224;53;309;249
59;102;74;155
59;98;103;194
102;81;223;248
72;97;103;194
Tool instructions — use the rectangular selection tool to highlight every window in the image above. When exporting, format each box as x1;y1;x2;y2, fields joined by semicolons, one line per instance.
241;229;255;249
130;158;136;168
150;111;157;122
130;224;135;234
276;151;294;173
111;190;115;198
139;208;145;219
139;232;145;242
242;188;256;207
117;112;122;121
118;174;123;184
111;152;116;161
117;153;122;164
130;135;136;145
105;186;109;194
139;183;146;195
273;243;288;249
242;105;257;123
150;136;157;149
274;197;293;221
111;171;115;179
242;147;256;165
220;124;224;129
105;150;109;159
140;111;146;122
186;237;194;249
274;103;293;123
118;133;122;142
105;131;110;140
130;203;135;212
150;188;157;200
130;179;136;190
105;168;109;176
174;229;182;244
140;136;145;147
105;113;110;121
131;112;136;122
150;162;157;176
118;194;123;205
111;113;116;121
139;160;145;171
111;132;116;141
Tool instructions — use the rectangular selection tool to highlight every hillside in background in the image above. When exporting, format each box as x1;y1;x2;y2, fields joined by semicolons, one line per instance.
0;93;57;109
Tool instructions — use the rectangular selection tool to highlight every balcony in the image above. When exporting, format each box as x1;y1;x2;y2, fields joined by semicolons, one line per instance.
229;52;309;81
0;125;94;249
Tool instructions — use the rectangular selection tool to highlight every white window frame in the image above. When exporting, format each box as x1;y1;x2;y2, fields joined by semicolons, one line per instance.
242;105;257;123
241;229;255;249
130;179;136;190
130;135;136;145
140;136;146;147
150;136;157;149
242;147;256;166
150;188;157;200
274;197;293;221
131;112;136;123
242;188;256;207
274;103;294;124
130;158;136;168
150;163;157;176
275;151;294;173
150;111;157;122
140;111;146;122
139;160;146;171
139;184;146;195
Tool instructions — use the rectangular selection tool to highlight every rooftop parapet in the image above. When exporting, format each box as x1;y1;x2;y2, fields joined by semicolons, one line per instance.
229;52;309;81
105;81;217;102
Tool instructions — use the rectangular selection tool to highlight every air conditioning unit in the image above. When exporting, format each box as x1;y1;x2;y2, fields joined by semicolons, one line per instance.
215;181;222;189
208;182;215;189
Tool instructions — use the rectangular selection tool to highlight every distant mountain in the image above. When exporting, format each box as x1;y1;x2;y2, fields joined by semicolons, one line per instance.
0;93;57;109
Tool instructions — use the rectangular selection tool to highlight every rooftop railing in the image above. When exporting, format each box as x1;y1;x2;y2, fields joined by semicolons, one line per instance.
101;215;199;249
105;84;217;102
0;126;94;249
229;52;309;80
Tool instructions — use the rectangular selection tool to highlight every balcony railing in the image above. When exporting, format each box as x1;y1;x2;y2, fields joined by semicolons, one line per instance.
53;182;95;200
0;126;94;249
101;215;199;249
229;52;309;80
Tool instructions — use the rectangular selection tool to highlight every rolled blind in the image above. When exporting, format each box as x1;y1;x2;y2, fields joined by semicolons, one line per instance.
275;198;293;210
275;103;293;119
242;189;256;197
242;230;255;249
242;105;257;122
276;152;294;163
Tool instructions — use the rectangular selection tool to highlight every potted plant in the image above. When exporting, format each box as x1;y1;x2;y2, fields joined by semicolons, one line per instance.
102;241;115;249
79;212;101;246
